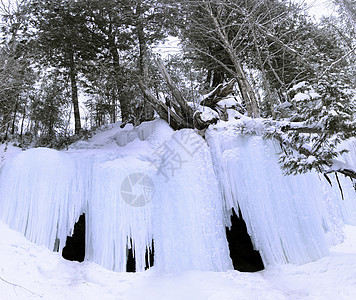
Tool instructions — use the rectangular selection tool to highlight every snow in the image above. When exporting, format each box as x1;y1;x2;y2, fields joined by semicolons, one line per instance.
196;106;219;122
275;101;293;110
306;155;316;164
290;81;306;91
1;220;356;299
293;92;310;102
217;97;239;108
309;92;321;99
0;142;22;169
339;138;356;172
292;89;321;102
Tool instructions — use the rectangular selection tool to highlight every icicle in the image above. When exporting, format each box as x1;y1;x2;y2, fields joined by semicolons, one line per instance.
206;128;353;266
152;129;232;272
0;148;84;252
87;157;155;272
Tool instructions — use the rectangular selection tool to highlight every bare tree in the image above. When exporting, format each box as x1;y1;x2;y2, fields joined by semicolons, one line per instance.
332;0;356;31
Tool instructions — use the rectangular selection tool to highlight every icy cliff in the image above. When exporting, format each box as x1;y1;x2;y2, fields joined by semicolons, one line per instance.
0;119;355;272
0;148;84;253
0;120;232;272
206;123;356;265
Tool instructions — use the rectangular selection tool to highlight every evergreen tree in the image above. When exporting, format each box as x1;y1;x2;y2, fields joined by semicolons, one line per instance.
28;0;99;134
0;0;37;140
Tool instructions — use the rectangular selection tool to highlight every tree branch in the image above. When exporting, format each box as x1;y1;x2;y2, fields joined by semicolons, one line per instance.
0;275;43;297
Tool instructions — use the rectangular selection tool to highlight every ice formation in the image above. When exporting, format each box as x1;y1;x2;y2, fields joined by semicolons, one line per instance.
152;129;232;272
206;125;356;265
0;148;85;252
0;120;232;273
0;119;355;272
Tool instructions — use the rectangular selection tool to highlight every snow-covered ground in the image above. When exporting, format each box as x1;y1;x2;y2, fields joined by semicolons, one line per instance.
0;221;356;300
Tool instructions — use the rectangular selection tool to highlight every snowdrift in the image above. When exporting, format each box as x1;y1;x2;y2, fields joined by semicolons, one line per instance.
0;119;355;272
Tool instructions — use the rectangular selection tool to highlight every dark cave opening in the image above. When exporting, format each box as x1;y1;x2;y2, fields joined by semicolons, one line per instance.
126;240;154;272
62;214;86;262
226;208;264;272
61;211;263;273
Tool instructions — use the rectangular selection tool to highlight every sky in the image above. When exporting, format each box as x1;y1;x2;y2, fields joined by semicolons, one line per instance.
155;1;338;58
0;0;337;19
297;0;338;19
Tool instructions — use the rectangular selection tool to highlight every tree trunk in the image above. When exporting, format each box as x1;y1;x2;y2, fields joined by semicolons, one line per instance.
138;79;193;130
203;1;260;118
20;103;26;138
136;4;154;122
108;36;132;123
225;45;260;118
11;99;18;135
111;97;117;123
69;50;81;135
156;58;194;123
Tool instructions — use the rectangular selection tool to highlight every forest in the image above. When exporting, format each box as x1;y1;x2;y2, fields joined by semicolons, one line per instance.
0;1;356;297
0;0;355;179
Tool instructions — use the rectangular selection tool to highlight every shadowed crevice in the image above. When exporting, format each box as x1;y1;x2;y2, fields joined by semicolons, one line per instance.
226;209;264;272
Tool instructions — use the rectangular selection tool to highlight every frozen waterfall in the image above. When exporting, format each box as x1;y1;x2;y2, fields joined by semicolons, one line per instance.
0;120;232;273
206;125;356;265
0;119;355;272
0;148;85;253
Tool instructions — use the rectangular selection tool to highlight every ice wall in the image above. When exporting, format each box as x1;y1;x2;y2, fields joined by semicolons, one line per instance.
327;137;356;226
87;157;155;272
341;138;356;169
0;148;85;252
1;118;354;272
0;120;232;273
206;126;355;266
152;129;232;272
85;128;232;272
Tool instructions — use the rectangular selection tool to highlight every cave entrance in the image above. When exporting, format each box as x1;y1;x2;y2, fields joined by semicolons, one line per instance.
62;214;86;262
126;240;154;272
226;208;264;272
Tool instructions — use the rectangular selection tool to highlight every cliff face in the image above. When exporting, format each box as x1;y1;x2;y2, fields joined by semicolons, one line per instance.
0;119;355;273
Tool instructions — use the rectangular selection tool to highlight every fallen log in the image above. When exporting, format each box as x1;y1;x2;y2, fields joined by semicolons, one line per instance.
137;79;193;130
200;78;236;108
